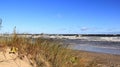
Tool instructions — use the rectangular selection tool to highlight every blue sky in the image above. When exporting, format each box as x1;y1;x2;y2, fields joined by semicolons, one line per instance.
0;0;120;34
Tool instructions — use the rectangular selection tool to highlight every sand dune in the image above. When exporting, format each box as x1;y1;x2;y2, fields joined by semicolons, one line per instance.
0;47;32;67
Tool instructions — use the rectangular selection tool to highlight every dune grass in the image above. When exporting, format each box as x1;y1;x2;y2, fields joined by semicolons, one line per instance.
0;29;100;67
0;32;78;67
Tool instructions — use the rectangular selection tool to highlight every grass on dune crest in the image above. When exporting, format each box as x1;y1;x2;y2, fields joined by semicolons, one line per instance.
0;32;80;67
0;29;100;67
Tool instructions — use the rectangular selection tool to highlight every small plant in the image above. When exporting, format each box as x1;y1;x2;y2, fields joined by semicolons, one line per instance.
9;47;18;54
69;56;78;64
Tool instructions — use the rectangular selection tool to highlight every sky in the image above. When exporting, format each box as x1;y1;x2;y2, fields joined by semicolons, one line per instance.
0;0;120;34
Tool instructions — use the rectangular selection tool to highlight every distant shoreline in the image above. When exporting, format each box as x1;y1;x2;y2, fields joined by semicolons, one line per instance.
1;34;120;42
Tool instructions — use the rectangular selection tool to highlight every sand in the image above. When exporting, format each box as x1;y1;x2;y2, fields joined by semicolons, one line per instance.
0;46;120;67
72;50;120;67
0;47;32;67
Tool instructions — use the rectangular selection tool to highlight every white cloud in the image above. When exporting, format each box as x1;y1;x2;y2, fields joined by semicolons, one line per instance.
80;27;89;31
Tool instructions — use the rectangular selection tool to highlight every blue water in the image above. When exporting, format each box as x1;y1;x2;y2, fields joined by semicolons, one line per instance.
69;44;120;55
63;39;120;55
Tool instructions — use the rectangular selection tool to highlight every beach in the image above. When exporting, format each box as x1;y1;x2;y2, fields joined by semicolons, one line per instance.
71;50;120;67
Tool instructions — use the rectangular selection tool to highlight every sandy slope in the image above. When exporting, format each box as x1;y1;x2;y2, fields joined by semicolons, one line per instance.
72;50;120;67
0;47;32;67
